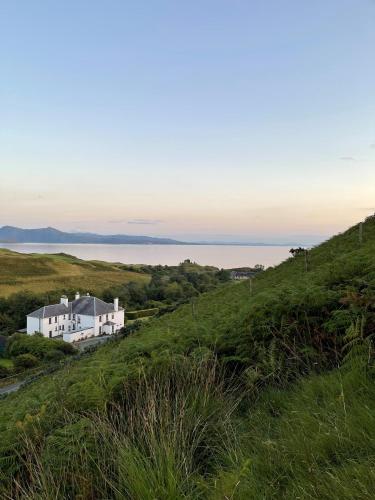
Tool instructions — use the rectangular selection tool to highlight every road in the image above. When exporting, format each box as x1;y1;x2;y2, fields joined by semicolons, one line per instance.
0;380;24;396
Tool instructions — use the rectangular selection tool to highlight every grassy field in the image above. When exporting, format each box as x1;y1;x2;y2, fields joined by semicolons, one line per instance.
1;217;375;497
0;248;150;297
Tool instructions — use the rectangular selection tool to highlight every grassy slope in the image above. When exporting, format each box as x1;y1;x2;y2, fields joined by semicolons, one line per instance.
0;248;149;297
1;218;375;497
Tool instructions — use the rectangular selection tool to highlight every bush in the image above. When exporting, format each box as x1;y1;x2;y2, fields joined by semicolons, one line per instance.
44;349;65;362
0;366;10;378
14;353;39;370
56;342;76;355
7;334;77;360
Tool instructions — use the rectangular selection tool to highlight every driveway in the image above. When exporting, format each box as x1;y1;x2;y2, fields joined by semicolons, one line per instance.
0;380;24;396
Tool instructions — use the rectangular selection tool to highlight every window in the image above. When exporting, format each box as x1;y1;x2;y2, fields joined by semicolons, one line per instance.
73;314;76;320
106;314;108;321
68;314;71;320
54;316;57;323
55;326;57;331
68;325;71;331
112;314;114;319
99;316;102;322
49;330;52;337
99;326;102;334
63;315;66;320
49;318;52;324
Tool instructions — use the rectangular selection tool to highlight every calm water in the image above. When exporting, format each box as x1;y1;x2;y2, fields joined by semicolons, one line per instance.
0;243;290;268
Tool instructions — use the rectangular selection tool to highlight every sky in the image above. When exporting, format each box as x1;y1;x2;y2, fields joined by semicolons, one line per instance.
0;0;374;244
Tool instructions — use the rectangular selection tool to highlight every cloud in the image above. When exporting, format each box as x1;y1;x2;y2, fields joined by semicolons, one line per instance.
339;156;356;161
108;218;163;225
128;219;163;225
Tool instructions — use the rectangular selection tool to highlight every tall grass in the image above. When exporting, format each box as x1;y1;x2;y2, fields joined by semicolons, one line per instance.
208;351;375;499
8;358;241;499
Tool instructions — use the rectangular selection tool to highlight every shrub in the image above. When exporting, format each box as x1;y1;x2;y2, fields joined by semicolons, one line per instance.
56;342;76;355
0;366;10;378
14;353;39;370
7;334;77;360
44;349;65;362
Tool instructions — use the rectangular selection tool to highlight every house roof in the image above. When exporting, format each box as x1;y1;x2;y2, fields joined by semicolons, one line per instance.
27;296;123;319
28;303;71;319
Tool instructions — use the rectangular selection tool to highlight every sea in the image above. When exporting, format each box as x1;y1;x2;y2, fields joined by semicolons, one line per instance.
0;243;291;269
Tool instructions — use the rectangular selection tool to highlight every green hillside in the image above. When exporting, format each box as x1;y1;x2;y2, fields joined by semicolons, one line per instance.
0;248;150;298
1;217;375;498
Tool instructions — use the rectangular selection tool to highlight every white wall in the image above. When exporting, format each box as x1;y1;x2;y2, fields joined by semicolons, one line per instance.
94;309;125;335
27;316;41;335
63;327;94;343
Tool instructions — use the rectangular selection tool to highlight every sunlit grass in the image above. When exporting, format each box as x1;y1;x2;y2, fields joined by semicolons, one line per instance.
0;249;150;297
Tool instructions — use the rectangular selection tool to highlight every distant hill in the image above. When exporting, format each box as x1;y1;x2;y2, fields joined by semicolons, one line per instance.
0;248;150;297
0;226;183;245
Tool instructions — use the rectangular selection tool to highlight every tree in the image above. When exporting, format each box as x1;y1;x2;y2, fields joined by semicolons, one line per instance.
14;353;39;370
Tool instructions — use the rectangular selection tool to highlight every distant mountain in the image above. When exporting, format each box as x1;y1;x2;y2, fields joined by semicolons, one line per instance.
0;226;184;245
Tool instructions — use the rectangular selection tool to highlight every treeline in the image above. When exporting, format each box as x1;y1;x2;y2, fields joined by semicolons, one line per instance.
96;261;230;312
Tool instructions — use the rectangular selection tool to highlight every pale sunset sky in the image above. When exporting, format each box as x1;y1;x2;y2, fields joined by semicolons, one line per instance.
1;1;374;243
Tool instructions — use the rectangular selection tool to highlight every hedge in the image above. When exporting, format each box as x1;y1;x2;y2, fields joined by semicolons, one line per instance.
126;308;159;320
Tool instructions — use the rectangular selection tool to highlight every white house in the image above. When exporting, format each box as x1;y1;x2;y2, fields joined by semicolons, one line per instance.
27;292;125;343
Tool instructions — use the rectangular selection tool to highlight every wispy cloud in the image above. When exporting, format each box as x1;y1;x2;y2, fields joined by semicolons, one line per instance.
339;156;356;161
108;218;163;225
128;218;163;225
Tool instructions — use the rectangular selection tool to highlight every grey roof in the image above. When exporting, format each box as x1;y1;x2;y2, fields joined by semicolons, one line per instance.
28;296;123;319
28;303;71;319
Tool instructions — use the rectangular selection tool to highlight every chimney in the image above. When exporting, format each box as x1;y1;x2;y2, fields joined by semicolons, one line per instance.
60;295;68;307
114;297;119;312
75;292;80;300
